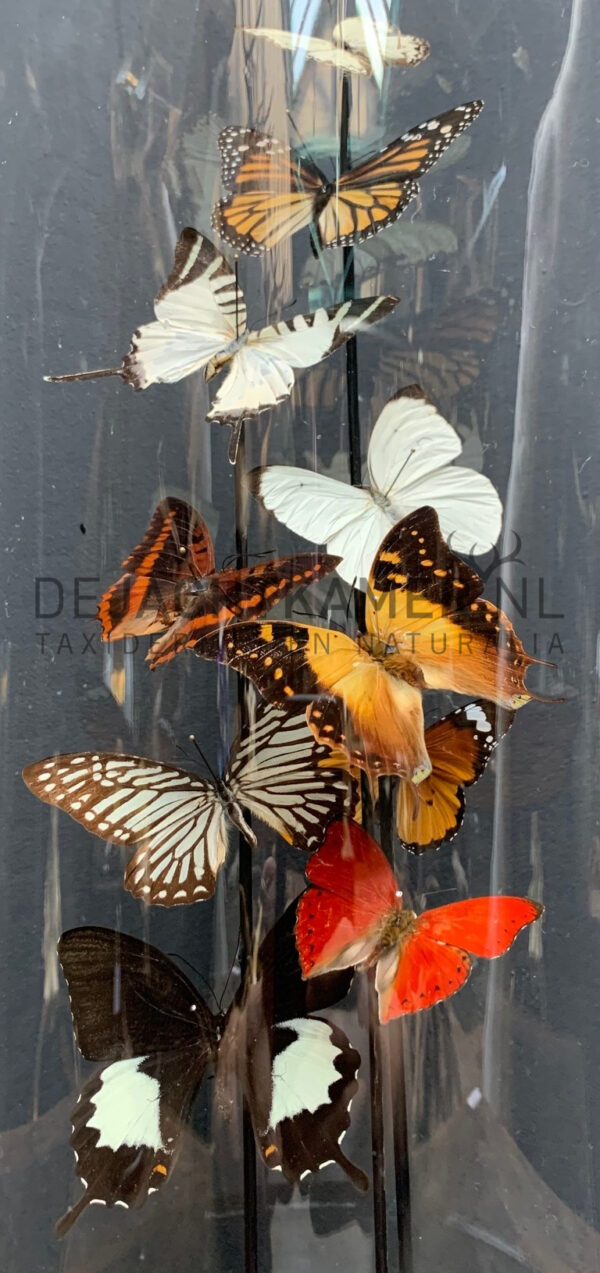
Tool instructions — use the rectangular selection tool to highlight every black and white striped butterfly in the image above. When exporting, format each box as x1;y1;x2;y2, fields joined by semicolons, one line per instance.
56;908;366;1236
44;228;399;429
23;701;357;906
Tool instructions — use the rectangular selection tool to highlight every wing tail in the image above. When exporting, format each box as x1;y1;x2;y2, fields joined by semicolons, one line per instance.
44;367;123;383
55;1190;92;1239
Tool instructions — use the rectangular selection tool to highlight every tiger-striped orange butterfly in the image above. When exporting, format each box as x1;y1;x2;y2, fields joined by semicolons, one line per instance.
212;102;483;254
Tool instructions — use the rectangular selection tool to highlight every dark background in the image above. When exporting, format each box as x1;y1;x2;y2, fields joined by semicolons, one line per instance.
0;0;598;1270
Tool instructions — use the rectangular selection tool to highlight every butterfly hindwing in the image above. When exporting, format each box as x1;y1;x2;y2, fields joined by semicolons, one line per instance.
396;699;514;851
220;901;366;1191
206;297;399;423
98;498;215;641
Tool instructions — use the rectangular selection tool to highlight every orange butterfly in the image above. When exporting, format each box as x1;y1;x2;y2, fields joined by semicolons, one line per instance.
194;507;554;783
97;496;339;668
295;821;543;1022
212;102;483;254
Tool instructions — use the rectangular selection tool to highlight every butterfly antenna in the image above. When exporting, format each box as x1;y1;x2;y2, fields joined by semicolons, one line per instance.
44;367;124;383
188;734;221;787
218;931;242;1011
382;447;417;501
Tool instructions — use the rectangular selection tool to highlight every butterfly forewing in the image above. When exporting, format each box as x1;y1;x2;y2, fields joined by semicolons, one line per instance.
213;126;321;255
147;552;340;667
226;701;358;851
98;498;215;641
367;507;542;708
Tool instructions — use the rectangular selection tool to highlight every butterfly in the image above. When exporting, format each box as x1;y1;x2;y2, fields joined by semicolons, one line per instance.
248;384;503;587
44;228;398;436
97;494;339;668
295;821;543;1022
212;102;483;254
380;294;500;403
192;506;550;783
240;18;429;78
54;906;366;1235
22;699;357;905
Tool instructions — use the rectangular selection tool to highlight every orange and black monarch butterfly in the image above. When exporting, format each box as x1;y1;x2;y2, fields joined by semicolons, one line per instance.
212;101;483;254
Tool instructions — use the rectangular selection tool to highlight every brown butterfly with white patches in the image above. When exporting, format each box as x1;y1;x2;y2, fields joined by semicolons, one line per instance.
55;907;365;1235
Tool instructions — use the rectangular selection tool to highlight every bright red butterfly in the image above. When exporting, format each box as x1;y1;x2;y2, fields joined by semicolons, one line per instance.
295;821;542;1023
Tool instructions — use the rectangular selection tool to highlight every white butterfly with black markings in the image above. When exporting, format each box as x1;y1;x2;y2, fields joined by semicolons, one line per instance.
249;384;503;587
44;228;399;451
241;18;429;80
55;911;366;1235
22;700;357;906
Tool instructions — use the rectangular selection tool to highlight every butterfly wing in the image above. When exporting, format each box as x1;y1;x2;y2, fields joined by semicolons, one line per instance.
195;620;430;780
56;927;217;1234
226;700;357;852
317;101;483;248
147;552;339;667
241;26;371;75
206;297;399;424
332;18;429;67
245;1015;367;1189
367;506;540;708
416;896;543;957
367;385;502;556
99;497;215;641
220;903;365;1191
122;229;245;389
375;933;472;1022
212;127;322;255
22;753;229;904
396;700;514;851
296;821;400;977
383;294;500;402
248;464;392;589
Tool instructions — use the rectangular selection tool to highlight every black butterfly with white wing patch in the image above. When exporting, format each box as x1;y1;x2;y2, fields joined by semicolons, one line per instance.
44;228;399;442
56;910;365;1235
23;700;357;905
